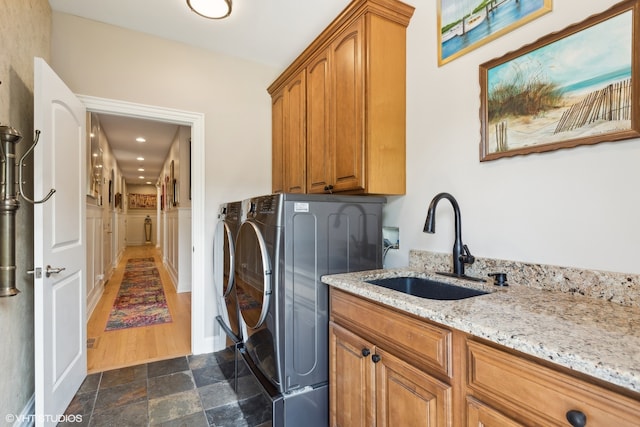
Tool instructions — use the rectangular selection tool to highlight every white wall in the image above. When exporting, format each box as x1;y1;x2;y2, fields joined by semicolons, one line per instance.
383;0;640;275
51;13;275;352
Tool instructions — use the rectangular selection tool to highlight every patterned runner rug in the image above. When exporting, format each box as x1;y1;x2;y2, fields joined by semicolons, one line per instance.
105;257;173;331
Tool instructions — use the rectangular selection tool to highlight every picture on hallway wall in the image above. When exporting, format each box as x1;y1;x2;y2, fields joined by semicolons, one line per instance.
479;0;640;161
438;0;551;66
128;193;157;209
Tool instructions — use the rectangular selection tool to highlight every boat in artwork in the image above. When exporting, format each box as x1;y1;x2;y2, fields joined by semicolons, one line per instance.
442;7;486;42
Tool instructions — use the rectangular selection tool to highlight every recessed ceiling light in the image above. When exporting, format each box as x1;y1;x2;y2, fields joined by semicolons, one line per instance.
139;176;145;179
145;181;152;185
136;157;144;161
138;168;145;172
136;137;146;142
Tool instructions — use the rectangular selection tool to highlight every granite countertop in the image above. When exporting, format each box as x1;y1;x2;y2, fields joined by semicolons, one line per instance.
322;268;640;394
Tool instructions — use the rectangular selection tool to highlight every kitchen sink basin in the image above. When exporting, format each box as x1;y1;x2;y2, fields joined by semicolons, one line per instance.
365;276;488;300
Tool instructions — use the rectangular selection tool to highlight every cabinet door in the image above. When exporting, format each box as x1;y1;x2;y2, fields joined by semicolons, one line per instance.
330;18;364;193
306;49;332;194
283;69;306;193
376;348;452;427
466;397;524;427
271;90;285;193
330;322;375;427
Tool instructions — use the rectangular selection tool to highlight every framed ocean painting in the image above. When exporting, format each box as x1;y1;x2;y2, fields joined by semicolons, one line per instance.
438;0;552;66
479;0;640;161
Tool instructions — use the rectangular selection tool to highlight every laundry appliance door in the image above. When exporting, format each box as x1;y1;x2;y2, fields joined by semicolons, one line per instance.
214;217;242;344
221;221;235;298
235;219;281;386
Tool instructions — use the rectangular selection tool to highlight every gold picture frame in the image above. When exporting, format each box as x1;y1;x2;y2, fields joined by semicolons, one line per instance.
438;0;552;66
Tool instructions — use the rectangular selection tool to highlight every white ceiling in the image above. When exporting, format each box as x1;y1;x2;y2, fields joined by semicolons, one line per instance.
49;0;353;184
96;114;180;185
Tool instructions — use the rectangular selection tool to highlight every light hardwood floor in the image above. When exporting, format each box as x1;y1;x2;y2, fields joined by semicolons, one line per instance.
87;245;191;373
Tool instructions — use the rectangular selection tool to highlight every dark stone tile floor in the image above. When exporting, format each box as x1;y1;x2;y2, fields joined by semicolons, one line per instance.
58;347;272;427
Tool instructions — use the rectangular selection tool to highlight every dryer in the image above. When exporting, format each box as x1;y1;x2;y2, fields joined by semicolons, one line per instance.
234;193;385;426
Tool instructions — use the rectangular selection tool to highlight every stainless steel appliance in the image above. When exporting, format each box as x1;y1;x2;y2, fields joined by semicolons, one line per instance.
234;193;385;426
213;201;245;345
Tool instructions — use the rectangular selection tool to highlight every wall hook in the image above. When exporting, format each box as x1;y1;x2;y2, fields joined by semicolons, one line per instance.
0;125;55;297
18;130;56;204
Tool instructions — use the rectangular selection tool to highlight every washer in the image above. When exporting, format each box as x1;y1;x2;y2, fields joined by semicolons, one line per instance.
213;201;245;346
234;193;385;426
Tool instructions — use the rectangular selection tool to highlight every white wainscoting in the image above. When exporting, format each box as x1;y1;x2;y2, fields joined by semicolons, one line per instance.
126;211;157;246
86;204;104;317
178;207;192;292
162;208;191;292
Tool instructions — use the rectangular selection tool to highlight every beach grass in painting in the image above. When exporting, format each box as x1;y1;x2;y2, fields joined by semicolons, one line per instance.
438;0;551;65
479;1;640;161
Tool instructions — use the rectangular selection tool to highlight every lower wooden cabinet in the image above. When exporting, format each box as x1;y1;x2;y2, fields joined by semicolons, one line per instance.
376;346;452;427
466;397;524;427
329;323;375;427
329;287;640;427
330;288;454;426
330;322;452;427
466;339;640;427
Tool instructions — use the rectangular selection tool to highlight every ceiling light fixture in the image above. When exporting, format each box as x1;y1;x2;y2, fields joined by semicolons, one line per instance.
186;0;232;19
136;137;146;142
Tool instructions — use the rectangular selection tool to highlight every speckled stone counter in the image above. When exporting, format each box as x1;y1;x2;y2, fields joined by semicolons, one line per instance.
321;252;640;395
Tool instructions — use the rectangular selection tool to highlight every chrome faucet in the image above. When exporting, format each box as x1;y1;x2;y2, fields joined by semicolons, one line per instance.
424;192;482;281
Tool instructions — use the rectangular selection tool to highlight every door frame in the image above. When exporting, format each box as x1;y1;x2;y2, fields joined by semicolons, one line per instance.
78;95;208;354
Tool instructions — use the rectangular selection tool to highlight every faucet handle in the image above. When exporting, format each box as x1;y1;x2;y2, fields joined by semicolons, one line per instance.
460;244;475;265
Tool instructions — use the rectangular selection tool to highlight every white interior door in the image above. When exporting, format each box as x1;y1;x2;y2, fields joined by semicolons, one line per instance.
33;57;87;427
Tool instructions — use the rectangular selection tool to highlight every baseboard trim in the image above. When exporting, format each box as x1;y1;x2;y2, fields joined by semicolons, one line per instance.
12;394;35;427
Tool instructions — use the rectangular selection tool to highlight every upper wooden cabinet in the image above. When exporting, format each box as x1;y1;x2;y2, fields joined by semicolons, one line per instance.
306;49;332;194
268;0;414;195
271;90;285;194
271;69;306;193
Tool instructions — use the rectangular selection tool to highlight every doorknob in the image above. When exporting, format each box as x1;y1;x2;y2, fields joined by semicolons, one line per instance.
45;265;66;278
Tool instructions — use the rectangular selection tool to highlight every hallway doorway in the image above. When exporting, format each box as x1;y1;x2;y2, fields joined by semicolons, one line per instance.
79;95;209;360
87;245;191;373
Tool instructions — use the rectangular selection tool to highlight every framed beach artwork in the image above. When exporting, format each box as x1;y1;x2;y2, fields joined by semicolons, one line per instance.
438;0;552;66
479;0;640;161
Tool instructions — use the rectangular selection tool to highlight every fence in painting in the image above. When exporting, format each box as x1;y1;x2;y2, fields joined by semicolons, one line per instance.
554;78;631;134
494;121;508;152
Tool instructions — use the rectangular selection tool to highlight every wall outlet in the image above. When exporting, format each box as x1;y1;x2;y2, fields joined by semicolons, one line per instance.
383;226;399;249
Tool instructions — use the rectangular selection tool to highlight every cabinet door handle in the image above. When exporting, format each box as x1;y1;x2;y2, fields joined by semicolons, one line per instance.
361;348;371;357
371;354;381;363
324;184;334;193
566;410;587;427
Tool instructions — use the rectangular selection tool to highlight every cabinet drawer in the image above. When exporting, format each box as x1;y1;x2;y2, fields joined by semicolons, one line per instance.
331;288;452;377
467;340;640;426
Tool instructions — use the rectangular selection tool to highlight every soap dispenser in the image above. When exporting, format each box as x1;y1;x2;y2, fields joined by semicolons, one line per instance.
488;272;508;287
